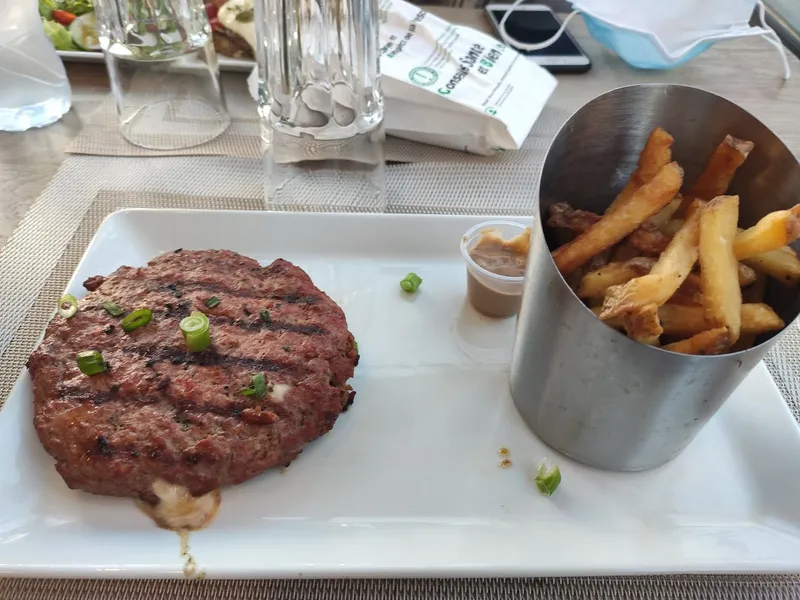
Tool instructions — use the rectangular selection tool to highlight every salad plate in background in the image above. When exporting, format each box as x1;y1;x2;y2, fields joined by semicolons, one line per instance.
40;0;100;52
40;0;257;72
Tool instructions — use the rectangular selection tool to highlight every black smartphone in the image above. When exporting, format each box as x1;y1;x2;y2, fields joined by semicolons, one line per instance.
485;4;591;74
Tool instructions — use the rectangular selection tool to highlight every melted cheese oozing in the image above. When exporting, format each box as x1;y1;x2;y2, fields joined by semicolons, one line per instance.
271;383;291;403
139;479;221;531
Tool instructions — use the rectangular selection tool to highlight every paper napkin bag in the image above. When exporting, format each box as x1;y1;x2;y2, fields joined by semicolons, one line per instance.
248;0;557;155
378;0;556;155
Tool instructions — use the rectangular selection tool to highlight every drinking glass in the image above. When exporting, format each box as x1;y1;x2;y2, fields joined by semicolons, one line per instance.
255;0;386;210
95;0;230;149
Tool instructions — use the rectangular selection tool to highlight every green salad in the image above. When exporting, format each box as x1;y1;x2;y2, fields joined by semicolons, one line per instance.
40;0;100;52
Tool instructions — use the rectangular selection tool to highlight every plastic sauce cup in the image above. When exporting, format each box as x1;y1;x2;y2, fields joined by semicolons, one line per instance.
460;221;529;318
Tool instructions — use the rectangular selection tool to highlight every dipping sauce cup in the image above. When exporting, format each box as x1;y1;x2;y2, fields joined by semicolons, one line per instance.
461;221;529;318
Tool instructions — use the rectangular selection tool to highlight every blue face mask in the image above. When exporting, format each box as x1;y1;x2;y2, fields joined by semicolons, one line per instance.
496;0;790;78
579;14;712;70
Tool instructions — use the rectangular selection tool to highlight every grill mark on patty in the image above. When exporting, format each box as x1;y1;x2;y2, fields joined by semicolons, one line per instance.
144;277;322;305
57;388;161;404
54;348;300;396
162;308;327;335
84;293;327;336
212;314;326;336
175;397;289;420
123;345;298;374
57;385;293;419
175;308;326;335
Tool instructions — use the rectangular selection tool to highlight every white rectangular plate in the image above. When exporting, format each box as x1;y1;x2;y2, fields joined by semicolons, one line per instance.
1;209;800;579
57;50;254;72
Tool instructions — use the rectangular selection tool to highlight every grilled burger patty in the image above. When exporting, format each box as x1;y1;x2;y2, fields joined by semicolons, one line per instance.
28;250;357;501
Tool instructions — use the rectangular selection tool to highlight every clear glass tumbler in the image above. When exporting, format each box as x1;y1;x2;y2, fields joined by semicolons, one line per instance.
95;0;230;149
256;0;386;210
0;1;71;132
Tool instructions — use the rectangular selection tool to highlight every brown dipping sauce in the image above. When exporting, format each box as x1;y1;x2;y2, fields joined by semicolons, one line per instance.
466;227;531;318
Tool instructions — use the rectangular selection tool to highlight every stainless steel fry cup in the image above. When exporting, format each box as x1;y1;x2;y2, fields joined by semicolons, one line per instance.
510;84;800;471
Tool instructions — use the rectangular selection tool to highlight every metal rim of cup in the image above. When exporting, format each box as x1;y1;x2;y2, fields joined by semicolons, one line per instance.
459;220;529;284
538;82;800;360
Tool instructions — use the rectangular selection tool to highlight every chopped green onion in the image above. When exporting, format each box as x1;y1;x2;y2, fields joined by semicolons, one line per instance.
103;302;123;317
57;294;78;318
240;372;267;397
354;340;359;353
180;311;210;352
400;272;423;293
205;296;221;309
121;308;153;333
260;310;271;324
534;459;561;497
76;350;108;375
252;373;266;395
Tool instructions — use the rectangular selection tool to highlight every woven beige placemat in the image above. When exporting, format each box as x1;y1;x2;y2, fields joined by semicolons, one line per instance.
65;94;263;158
65;88;570;164
0;188;798;598
3;575;800;600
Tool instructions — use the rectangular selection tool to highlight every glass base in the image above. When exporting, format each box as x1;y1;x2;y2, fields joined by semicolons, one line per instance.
120;98;230;150
265;125;386;212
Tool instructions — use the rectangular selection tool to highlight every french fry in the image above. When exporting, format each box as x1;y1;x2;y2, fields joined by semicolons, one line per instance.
733;204;800;260
577;258;656;299
668;273;704;306
688;135;754;201
549;201;674;253
596;303;784;338
731;274;768;351
547;202;601;235
656;304;715;337
742;273;768;304
547;129;791;355
624;229;759;288
737;263;757;287
627;223;671;255
699;195;742;343
548;202;694;260
683;198;708;221
736;302;784;335
743;246;800;285
663;327;731;355
673;200;799;269
659;303;783;338
606;127;674;214
564;269;585;295
611;243;641;262
623;303;663;346
646;196;683;228
588;249;613;271
600;210;701;320
661;218;686;236
552;162;683;275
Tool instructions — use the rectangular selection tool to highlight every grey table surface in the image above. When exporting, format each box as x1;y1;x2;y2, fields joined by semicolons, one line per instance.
1;7;799;251
0;66;248;249
0;64;102;249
